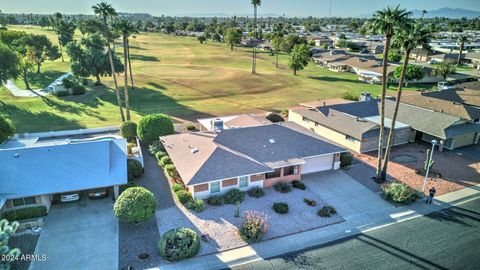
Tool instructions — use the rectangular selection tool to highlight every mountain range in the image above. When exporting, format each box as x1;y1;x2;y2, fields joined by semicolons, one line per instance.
360;7;480;19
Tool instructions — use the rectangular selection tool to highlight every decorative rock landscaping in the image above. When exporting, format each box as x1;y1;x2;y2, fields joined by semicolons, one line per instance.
156;184;344;257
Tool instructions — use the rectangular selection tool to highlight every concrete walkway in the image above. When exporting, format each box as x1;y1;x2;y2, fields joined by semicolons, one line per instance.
153;172;480;270
4;73;71;97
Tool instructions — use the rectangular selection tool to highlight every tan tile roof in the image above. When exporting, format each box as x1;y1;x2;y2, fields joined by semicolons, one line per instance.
298;98;354;108
224;114;271;128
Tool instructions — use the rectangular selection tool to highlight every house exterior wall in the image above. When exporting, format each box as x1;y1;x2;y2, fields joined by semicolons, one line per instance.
451;132;476;149
0;195;52;217
190;174;265;199
360;127;412;152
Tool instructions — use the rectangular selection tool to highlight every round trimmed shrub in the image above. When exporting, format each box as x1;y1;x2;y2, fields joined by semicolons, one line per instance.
207;196;225;206
127;159;143;181
274;182;292;193
224;189;245;204
247;187;264;198
266;113;284;123
186;199;205;213
172;183;184;193
0;115;15;144
158;228;200;261
71;84;86;95
272;202;289;214
292;180;306;190
303;198;316;207
239;211;270;243
155;151;167;161
159;156;172;168
186;124;196;131
381;182;421;204
164;164;177;178
120;121;137;140
176;190;193;205
137;114;175;143
114;187;157;224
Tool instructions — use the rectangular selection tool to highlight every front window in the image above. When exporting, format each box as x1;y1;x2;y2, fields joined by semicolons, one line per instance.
284;165;299;176
239;176;248;188
266;168;281;179
210;181;220;194
345;135;356;142
12;197;36;207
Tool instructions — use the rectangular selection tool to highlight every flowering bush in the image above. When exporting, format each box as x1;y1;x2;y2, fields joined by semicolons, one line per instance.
239;211;270;243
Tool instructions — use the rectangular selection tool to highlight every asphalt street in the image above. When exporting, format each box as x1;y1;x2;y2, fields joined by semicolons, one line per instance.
233;197;480;270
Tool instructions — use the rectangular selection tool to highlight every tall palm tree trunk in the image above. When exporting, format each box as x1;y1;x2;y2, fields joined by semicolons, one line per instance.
376;35;391;182
127;38;134;89
381;50;411;180
122;36;130;120
457;42;464;65
103;16;125;122
252;5;257;74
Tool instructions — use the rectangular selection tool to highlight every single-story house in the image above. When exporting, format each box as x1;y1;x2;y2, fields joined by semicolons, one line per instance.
161;123;345;199
197;114;271;132
312;50;350;67
289;100;412;153
463;53;480;68
311;37;334;47
329;56;398;84
0;136;127;215
410;48;430;62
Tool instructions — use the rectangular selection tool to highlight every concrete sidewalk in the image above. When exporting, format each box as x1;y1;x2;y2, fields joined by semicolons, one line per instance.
152;182;480;270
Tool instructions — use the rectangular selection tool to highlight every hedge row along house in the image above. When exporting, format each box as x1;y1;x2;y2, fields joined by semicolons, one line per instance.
161;122;345;199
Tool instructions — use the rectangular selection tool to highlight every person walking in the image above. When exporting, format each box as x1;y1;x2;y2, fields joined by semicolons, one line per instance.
426;186;436;204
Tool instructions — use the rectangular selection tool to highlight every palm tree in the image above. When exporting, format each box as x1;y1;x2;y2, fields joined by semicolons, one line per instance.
433;62;456;80
382;23;431;180
370;5;412;182
112;19;137;121
421;10;428;19
251;0;261;74
93;1;125;122
457;35;468;65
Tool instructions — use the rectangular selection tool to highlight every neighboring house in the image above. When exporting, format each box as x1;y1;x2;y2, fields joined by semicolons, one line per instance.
312;50;350;67
289;100;412;153
197;114;271;132
410;48;430;62
161;123;345;199
330;56;397;84
311;37;334;47
463;53;480;68
430;53;464;64
369;44;385;55
0;135;127;216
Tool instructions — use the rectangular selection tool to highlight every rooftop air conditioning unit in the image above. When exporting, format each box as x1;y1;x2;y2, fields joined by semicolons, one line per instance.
211;118;224;132
269;139;276;144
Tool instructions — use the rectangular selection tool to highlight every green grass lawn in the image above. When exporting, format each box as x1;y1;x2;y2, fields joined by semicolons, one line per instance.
1;25;435;133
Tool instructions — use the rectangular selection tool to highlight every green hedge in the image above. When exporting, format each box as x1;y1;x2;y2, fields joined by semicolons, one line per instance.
176;190;193;205
266;113;284;123
158;228;200;261
0;115;15;144
159;156;172;168
71;84;86;95
137;114;175;143
155;151;167;161
2;205;47;221
164;164;177;178
381;182;421;204
224;189;244;204
114;187;157;224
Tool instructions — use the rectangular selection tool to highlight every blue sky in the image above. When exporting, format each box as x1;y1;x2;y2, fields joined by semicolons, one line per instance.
1;0;479;17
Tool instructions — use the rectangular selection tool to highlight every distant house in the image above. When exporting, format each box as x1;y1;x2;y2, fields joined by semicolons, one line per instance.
463;53;480;68
312;50;350;67
0;135;127;216
161;123;345;199
289;100;411;153
430;53;464;64
329;56;398;84
197;114;271;132
311;37;334;47
410;48;430;62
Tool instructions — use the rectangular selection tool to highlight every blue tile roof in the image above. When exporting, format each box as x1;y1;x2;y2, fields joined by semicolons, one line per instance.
0;139;128;199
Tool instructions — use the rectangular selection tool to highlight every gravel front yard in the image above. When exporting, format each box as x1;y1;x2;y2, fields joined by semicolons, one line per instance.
9;232;40;270
156;185;344;257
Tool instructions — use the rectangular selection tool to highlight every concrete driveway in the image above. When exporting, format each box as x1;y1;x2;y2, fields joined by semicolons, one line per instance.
302;170;395;222
30;198;118;270
456;144;480;161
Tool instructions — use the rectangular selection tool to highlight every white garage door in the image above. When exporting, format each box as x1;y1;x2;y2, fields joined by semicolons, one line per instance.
302;155;333;174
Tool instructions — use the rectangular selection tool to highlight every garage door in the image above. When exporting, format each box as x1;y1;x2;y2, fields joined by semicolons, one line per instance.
453;133;476;149
302;155;333;174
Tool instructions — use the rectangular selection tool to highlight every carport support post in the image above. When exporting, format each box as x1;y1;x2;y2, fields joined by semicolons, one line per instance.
113;185;120;200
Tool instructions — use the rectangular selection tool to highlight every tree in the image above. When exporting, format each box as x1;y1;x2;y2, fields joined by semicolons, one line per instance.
0;219;21;270
457;35;468;65
370;5;412;182
224;27;242;51
53;18;76;62
393;64;424;83
78;18;104;35
387;50;402;62
66;33;124;85
382;23;430;180
197;36;206;44
93;2;125;122
289;44;310;75
281;35;307;53
137;114;175;143
0;114;15;144
251;0;261;74
433;62;456;80
112;19;137;121
0;44;20;84
12;34;60;73
0;30;28;48
18;49;36;90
